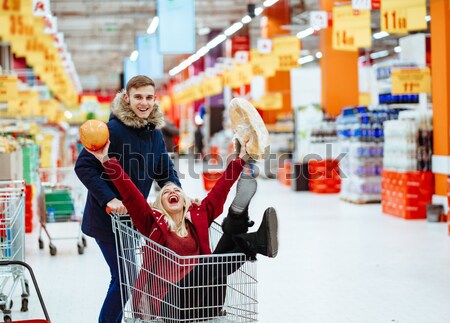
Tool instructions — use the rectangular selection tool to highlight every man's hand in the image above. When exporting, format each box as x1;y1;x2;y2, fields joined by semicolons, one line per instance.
106;198;128;214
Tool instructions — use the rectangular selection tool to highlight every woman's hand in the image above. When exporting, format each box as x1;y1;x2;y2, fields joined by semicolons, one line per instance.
85;140;110;163
237;139;250;161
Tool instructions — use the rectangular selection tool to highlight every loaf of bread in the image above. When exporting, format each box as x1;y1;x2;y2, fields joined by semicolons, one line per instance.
228;98;270;160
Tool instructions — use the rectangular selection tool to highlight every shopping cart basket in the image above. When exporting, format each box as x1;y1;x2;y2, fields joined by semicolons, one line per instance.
0;260;51;323
0;181;30;320
111;214;258;323
37;167;87;256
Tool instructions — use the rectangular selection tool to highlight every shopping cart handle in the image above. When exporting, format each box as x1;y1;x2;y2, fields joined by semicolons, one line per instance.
0;260;51;322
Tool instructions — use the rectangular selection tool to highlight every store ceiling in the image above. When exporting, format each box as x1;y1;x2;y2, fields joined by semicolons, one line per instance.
50;0;317;91
49;0;419;92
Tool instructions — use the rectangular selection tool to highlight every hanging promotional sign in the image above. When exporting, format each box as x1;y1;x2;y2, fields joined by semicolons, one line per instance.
310;11;329;30
391;68;431;94
332;5;372;51
0;76;19;102
137;35;164;79
157;0;196;54
380;0;426;34
273;36;300;71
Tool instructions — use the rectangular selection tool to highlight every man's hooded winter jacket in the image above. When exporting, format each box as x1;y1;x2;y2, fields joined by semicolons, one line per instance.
75;91;181;243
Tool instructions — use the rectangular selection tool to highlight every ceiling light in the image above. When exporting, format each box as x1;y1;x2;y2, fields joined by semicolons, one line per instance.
130;50;139;61
197;46;209;57
206;34;226;49
241;15;252;24
224;22;243;36
394;46;401;53
315;51;323;59
147;16;159;34
298;55;314;65
373;31;389;39
296;27;314;39
425;15;431;22
263;0;279;7
254;7;263;16
198;27;211;36
370;50;389;59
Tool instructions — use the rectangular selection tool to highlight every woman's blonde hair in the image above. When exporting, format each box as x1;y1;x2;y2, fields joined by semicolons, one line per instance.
151;182;192;237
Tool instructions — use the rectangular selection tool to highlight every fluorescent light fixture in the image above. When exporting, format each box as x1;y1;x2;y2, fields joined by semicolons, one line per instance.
198;27;211;36
197;46;209;57
394;46;401;53
130;50;139;61
206;34;226;49
298;55;314;65
315;51;323;59
64;111;73;119
241;15;252;24
296;27;314;39
263;0;279;7
147;16;159;34
254;7;263;16
370;50;389;59
224;22;243;36
373;31;389;39
425;15;431;22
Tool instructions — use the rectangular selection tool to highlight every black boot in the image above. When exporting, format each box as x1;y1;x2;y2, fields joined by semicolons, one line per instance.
233;207;278;259
222;208;254;235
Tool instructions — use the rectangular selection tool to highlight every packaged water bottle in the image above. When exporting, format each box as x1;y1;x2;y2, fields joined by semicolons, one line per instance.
48;208;55;223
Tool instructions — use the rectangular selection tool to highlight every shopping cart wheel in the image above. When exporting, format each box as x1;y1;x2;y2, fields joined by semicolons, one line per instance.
0;299;12;311
82;236;87;247
20;298;28;312
38;238;44;250
77;244;85;255
49;244;57;256
3;314;11;322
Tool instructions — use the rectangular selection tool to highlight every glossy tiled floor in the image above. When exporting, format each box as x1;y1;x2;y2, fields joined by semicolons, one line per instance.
8;158;450;323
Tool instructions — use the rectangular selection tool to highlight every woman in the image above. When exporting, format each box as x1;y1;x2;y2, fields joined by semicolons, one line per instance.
87;139;278;321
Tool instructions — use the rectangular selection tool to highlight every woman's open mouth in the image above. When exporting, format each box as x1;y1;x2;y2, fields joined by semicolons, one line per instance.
168;195;179;204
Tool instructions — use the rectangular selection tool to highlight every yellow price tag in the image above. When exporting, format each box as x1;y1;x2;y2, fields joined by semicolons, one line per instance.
255;93;283;110
391;68;431;94
0;75;19;102
251;49;278;77
380;0;426;33
0;0;21;14
332;5;372;51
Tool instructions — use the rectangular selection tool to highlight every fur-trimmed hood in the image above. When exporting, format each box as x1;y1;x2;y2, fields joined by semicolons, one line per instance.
110;90;165;129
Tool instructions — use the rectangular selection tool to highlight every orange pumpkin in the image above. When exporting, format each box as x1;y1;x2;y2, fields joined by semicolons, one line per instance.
79;120;109;151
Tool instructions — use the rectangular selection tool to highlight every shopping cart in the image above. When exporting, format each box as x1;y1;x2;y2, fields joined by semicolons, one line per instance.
0;181;30;321
37;167;87;256
0;260;51;323
111;214;258;323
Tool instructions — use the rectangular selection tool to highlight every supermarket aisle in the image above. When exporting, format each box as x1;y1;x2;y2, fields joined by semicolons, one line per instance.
17;158;450;323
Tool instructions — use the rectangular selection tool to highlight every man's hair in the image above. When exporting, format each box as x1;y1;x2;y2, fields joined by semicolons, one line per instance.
126;75;155;94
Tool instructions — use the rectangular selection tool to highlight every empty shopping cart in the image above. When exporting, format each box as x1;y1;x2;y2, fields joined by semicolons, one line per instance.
37;167;87;256
0;181;30;321
0;260;51;323
111;214;258;323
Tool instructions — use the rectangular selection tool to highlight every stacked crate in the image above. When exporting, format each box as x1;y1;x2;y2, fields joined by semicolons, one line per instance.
308;159;341;193
25;185;34;233
381;170;433;219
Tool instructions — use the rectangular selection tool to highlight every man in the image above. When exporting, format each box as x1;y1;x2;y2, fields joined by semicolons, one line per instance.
75;75;180;323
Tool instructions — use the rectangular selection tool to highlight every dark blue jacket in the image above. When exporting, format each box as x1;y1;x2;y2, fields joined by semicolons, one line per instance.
75;92;180;243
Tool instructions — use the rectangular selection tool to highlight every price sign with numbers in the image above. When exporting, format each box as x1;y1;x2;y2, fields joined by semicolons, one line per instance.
250;49;278;77
332;5;372;51
0;75;19;102
391;68;431;94
255;93;283;110
272;36;300;71
381;0;426;34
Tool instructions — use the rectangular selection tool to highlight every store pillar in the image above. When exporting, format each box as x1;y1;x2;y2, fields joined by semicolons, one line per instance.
430;0;450;226
319;0;359;116
260;0;291;124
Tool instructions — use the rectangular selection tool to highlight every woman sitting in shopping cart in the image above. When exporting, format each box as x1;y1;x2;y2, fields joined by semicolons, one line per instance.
86;139;278;321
